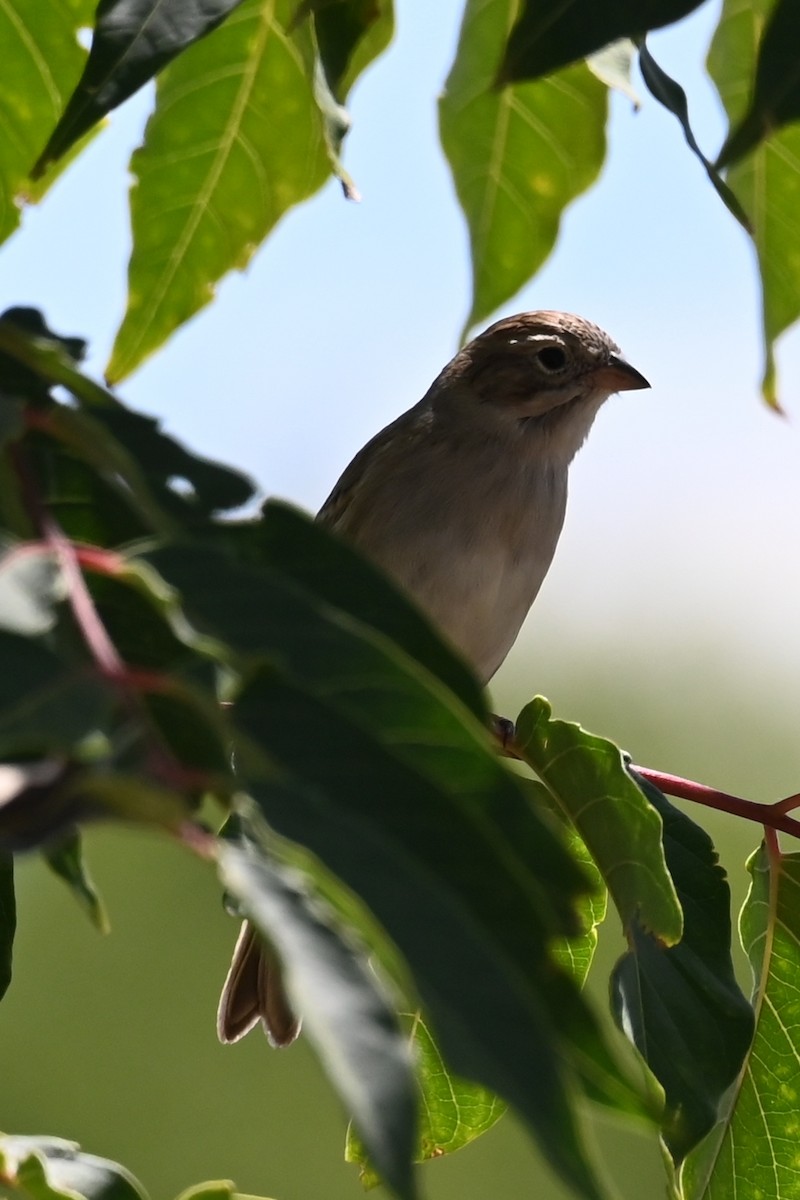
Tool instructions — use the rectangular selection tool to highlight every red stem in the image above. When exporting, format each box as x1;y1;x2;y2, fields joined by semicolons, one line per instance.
632;766;800;840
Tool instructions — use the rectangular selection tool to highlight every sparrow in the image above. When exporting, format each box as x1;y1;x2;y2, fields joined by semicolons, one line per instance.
217;310;649;1046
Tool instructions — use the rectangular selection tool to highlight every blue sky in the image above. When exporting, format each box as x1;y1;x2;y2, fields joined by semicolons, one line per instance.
2;0;799;785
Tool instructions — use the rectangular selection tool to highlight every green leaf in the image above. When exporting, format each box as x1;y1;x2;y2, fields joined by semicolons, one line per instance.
146;539;588;939
499;0;705;84
707;0;800;407
611;773;754;1164
439;0;607;335
0;1134;148;1200
637;40;751;233
526;779;607;989
680;844;800;1199
515;697;683;945
346;1012;506;1186
44;831;110;933
218;838;419;1200
34;0;248;177
0;0;95;246
715;0;800;169
249;500;486;718
173;1185;240;1200
307;0;394;100
107;0;331;381
235;676;608;1200
0;852;14;1002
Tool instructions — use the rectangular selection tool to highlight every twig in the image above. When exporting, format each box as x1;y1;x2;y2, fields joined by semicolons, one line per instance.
631;766;800;840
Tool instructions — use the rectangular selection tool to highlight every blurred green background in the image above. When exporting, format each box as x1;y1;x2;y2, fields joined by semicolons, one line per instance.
4;0;800;1196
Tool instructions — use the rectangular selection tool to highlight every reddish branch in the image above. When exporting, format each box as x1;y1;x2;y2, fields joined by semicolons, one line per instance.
631;766;800;840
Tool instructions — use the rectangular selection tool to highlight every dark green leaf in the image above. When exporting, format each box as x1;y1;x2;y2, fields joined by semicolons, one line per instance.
107;0;331;381
499;0;705;84
439;1;607;335
307;0;394;100
716;0;800;168
637;40;751;232
0;1134;148;1200
611;773;754;1163
34;0;248;177
515;697;682;944
707;0;800;407
0;851;14;1001
219;838;418;1200
44;832;109;933
249;500;485;717
235;674;608;1200
147;540;587;939
681;845;800;1198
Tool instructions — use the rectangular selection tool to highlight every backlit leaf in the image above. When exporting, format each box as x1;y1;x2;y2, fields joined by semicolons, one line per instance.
34;0;248;176
439;0;607;336
680;845;800;1199
108;0;331;381
707;0;800;407
0;1134;148;1200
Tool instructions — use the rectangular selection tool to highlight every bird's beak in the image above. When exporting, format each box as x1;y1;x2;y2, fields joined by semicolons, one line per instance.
591;353;650;392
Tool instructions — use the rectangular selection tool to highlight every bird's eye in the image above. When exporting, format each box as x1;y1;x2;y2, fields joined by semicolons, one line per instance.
536;346;568;373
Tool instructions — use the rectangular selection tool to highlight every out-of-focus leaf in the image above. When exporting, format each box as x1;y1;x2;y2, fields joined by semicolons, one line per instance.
44;831;109;933
234;675;614;1200
0;1133;148;1200
637;40;751;232
219;838;418;1200
680;844;799;1199
611;773;754;1164
0;852;14;1001
107;0;331;382
586;39;640;108
346;1012;506;1186
499;0;704;84
707;0;800;407
515;697;682;944
0;545;62;635
174;1184;240;1200
33;0;248;177
147;540;588;939
439;0;607;335
716;0;800;169
247;500;486;718
0;0;95;246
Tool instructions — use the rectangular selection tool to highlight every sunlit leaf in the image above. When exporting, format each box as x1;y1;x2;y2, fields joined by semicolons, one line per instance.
218;838;418;1200
515;697;682;944
44;831;110;933
34;0;248;177
707;0;800;407
107;0;331;381
680;844;800;1199
0;1133;148;1200
439;0;607;335
0;852;14;1001
716;0;800;169
499;0;705;84
586;39;640;108
611;773;753;1164
346;1011;506;1187
0;0;95;246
